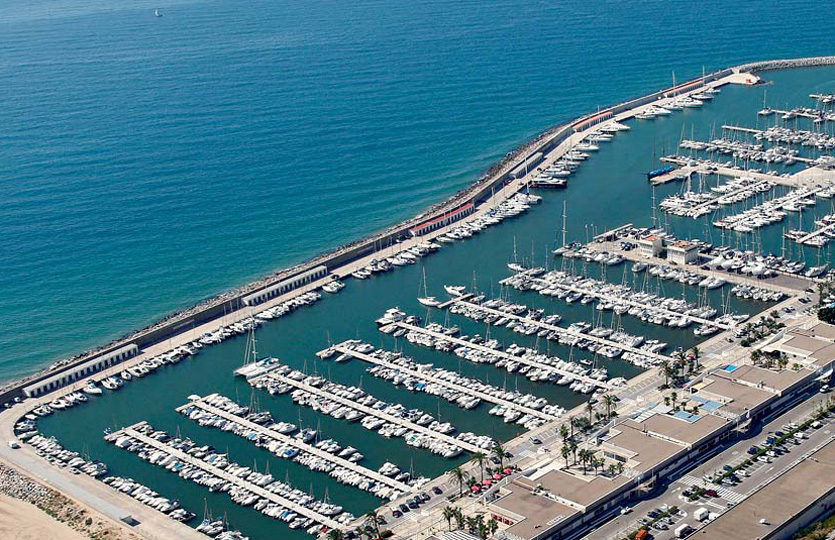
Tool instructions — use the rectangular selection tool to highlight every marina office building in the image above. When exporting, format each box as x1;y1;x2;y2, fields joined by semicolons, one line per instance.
489;342;834;540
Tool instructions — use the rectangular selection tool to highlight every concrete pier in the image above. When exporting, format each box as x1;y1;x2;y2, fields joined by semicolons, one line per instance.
796;221;835;245
110;422;345;530
594;240;803;295
328;343;558;421
499;276;731;330
176;395;412;493
250;370;484;454
396;320;627;387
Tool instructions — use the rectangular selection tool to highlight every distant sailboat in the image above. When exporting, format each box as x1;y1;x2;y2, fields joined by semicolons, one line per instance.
154;8;163;17
417;267;440;307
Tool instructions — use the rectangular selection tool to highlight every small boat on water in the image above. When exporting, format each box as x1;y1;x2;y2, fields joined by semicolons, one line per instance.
322;280;345;293
444;285;466;296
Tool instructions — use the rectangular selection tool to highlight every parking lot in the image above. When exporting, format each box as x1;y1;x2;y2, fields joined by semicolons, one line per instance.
586;392;835;540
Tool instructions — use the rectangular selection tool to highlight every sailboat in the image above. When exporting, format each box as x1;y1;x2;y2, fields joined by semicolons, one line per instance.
154;8;162;17
417;267;440;307
552;201;570;255
508;236;526;272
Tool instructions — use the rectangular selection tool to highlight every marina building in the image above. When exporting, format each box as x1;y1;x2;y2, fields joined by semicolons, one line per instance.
241;265;328;306
489;360;833;540
636;234;664;259
409;202;474;236
666;240;700;265
23;344;139;398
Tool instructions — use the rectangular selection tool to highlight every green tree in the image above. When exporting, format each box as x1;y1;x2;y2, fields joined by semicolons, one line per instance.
691;346;701;370
492;442;505;471
473;451;487;483
561;444;571;468
442;506;456;531
364;510;382;538
450;466;469;498
327;529;345;540
602;394;616;419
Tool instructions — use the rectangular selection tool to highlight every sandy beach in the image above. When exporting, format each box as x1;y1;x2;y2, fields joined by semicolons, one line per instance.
0;494;86;540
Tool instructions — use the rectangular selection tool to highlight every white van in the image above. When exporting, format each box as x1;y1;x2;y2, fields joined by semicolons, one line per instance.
675;523;693;538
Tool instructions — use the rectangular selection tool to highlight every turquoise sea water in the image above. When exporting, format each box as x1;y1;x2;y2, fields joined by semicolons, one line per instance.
1;0;834;381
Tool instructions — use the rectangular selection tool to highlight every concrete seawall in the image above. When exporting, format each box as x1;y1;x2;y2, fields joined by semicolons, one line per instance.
3;55;834;403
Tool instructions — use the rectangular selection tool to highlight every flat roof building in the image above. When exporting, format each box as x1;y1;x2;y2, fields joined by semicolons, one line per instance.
490;357;834;540
23;344;139;398
666;240;700;265
637;235;663;259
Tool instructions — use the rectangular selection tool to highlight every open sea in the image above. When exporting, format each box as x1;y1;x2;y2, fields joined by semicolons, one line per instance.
0;0;833;381
4;1;835;538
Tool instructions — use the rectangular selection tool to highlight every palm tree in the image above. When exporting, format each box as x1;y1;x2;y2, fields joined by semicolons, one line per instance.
364;510;382;538
602;394;616;419
616;462;624;474
659;359;671;386
450;466;469;498
608;463;618;477
492;442;505;471
561;444;571;468
570;415;583;436
578;449;590;472
487;517;499;537
559;423;569;441
466;516;479;534
453;507;465;531
327;530;345;540
569;441;578;464
691;346;701;370
568;415;577;438
472;451;487;483
586;399;595;425
442;506;456;531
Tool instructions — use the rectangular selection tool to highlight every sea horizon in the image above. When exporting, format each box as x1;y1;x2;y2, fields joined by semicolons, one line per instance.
2;0;834;383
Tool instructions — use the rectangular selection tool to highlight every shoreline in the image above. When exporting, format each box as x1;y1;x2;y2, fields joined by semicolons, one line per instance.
3;54;835;402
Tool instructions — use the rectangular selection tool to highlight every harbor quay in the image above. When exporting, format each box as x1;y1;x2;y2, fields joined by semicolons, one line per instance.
3;56;835;540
